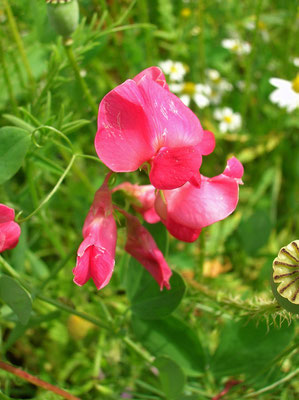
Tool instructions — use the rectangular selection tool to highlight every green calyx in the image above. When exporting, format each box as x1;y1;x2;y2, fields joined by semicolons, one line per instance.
271;240;299;314
47;0;79;38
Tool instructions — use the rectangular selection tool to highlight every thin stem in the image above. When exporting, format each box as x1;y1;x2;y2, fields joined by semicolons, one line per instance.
0;37;18;115
244;368;299;398
3;0;35;88
123;337;154;363
36;293;111;331
241;0;263;117
18;154;76;223
64;41;98;114
0;361;80;400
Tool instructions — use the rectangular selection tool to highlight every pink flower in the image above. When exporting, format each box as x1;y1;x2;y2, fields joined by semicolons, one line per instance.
73;175;117;290
0;204;21;253
120;210;172;290
155;157;244;242
95;66;215;190
113;182;160;223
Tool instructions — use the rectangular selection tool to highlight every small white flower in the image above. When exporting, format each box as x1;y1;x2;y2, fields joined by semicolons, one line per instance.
213;107;242;133
292;57;299;68
222;38;251;55
170;82;211;108
269;76;299;113
159;60;187;82
206;69;233;104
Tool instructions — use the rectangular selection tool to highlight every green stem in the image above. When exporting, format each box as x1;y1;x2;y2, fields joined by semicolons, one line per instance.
123;337;154;364
244;368;299;398
0;37;18;115
18;154;76;223
64;41;98;114
241;0;263;117
3;0;35;88
197;1;206;81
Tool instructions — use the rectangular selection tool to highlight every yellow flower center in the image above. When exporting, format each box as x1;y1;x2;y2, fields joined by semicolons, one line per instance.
224;115;232;123
170;66;178;73
258;21;266;30
183;82;196;95
181;8;191;18
292;74;299;93
232;43;240;52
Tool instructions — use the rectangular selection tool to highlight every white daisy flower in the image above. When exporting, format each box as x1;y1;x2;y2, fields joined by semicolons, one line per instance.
269;76;299;113
170;82;211;108
159;60;187;82
206;69;233;104
221;38;251;55
213;107;242;133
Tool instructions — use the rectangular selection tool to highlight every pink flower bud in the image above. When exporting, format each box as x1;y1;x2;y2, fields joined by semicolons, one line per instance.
123;211;172;290
0;204;21;253
113;182;160;223
73;175;117;290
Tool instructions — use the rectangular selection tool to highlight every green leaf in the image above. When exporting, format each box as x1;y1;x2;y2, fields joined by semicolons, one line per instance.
132;315;206;376
0;275;32;325
211;318;294;379
126;258;186;319
0;127;31;184
238;209;272;256
154;356;186;400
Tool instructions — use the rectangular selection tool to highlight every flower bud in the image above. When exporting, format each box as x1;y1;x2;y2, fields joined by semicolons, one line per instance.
271;240;299;314
47;0;79;38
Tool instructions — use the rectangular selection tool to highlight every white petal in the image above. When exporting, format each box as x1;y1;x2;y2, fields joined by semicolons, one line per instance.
180;95;191;106
269;78;291;90
219;122;228;133
194;94;210;108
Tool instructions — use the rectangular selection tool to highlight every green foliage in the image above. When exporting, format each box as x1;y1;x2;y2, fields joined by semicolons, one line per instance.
0;127;31;184
0;0;298;399
0;275;32;325
126;257;186;319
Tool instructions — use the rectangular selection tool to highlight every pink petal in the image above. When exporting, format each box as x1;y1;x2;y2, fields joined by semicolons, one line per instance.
199;130;216;156
158;158;243;232
223;157;244;181
73;243;92;286
164;217;201;242
0;221;21;253
95;79;155;172
137;76;204;150
90;246;115;290
0;204;15;223
133;66;169;91
150;146;202;190
124;213;172;290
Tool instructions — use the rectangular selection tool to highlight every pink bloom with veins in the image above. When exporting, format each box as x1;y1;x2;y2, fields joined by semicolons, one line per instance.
120;210;172;290
113;182;160;224
73;174;117;290
155;157;244;242
0;204;21;253
95;66;215;190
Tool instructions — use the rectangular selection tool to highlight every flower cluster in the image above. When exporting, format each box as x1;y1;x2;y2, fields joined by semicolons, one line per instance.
73;67;244;291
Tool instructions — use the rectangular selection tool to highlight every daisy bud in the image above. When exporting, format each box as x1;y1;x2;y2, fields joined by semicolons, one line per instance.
46;0;79;38
271;240;299;314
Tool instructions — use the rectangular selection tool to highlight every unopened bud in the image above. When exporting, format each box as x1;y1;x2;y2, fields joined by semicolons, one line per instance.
47;0;79;38
270;240;299;314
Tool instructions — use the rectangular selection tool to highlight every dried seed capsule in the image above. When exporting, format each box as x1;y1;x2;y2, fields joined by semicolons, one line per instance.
271;240;299;314
47;0;79;38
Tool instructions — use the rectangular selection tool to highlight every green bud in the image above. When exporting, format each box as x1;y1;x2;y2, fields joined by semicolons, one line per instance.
270;240;299;314
47;0;79;38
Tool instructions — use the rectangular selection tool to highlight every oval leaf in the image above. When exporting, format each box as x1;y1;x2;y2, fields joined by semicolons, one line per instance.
126;257;186;319
132;315;206;375
0;126;31;184
0;275;32;325
154;356;186;400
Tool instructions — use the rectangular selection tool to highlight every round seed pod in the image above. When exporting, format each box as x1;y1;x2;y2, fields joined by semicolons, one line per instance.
271;240;299;314
47;0;79;38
